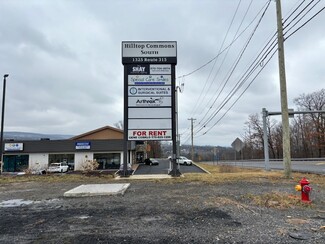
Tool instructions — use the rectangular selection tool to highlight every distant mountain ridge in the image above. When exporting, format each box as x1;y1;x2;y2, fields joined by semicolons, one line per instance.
4;132;74;141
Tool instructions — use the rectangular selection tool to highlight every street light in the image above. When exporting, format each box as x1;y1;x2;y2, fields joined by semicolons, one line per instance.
0;74;9;174
176;83;184;158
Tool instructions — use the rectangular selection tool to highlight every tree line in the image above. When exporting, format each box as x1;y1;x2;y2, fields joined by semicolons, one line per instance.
242;89;325;159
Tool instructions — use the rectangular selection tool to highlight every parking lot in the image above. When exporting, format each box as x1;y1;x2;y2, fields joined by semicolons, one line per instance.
1;175;325;243
133;158;207;175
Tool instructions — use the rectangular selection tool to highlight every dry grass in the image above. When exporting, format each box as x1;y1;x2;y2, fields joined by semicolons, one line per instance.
0;172;116;184
245;191;308;209
1;164;324;210
1;163;325;189
162;163;291;184
177;163;325;186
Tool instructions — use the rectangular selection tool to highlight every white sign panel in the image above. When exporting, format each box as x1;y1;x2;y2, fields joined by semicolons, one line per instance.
128;96;171;107
128;86;172;96
5;143;24;151
128;130;172;140
122;41;177;57
150;64;171;74
128;108;171;119
128;119;171;129
128;75;171;85
75;142;91;150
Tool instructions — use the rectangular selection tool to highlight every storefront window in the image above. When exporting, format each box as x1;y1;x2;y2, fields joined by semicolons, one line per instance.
49;154;75;169
94;153;120;169
3;155;29;172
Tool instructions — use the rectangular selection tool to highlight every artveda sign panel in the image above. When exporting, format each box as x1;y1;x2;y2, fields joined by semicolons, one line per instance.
128;96;171;107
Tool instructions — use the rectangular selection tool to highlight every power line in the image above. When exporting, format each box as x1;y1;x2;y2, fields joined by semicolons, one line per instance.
283;0;318;30
180;1;325;143
283;0;307;25
195;4;325;138
189;0;243;117
191;0;255;120
194;0;272;134
284;1;324;39
202;49;277;135
176;0;272;81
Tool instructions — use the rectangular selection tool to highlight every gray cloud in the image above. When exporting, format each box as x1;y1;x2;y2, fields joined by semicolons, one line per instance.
0;0;324;146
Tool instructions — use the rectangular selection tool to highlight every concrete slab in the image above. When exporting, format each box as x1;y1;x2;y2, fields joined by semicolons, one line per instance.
64;183;130;197
115;174;183;180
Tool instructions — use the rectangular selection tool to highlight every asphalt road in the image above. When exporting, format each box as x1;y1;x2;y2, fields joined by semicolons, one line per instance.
134;159;206;175
204;160;325;175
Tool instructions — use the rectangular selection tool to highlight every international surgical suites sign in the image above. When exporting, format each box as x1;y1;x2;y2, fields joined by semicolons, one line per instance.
122;41;177;141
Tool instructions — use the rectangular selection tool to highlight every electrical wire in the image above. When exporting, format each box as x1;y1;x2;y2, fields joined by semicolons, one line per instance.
283;0;317;30
194;4;325;139
176;0;272;81
202;49;278;135
194;0;272;133
189;0;243;117
192;0;255;121
181;0;271;143
284;0;323;38
283;0;307;25
285;5;325;40
180;1;325;144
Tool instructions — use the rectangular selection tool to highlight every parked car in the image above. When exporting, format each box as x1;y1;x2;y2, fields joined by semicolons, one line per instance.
67;162;75;170
144;158;159;166
47;162;69;173
177;156;193;166
117;162;134;175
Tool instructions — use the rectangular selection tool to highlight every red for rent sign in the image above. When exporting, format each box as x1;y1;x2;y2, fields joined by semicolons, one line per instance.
128;130;172;140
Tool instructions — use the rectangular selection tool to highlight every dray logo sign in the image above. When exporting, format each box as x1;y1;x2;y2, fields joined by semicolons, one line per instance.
122;41;177;141
127;64;149;75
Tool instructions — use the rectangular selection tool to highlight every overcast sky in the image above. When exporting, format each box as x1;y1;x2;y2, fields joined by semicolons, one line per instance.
0;0;324;147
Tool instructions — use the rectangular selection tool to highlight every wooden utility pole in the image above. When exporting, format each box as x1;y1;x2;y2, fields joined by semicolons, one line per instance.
188;118;196;160
276;0;291;178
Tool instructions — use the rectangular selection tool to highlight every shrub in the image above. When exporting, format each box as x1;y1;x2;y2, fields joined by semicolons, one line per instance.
80;159;99;172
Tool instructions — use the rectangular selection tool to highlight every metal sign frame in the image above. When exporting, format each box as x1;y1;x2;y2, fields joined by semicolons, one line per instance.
121;41;179;176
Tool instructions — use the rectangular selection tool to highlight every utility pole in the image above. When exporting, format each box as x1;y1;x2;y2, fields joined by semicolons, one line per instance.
0;74;9;174
262;108;270;171
276;0;291;178
188;118;196;161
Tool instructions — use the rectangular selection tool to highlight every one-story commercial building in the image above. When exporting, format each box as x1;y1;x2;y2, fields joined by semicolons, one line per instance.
1;126;138;173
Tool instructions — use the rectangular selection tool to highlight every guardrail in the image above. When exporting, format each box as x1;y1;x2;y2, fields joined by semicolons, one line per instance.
207;158;325;163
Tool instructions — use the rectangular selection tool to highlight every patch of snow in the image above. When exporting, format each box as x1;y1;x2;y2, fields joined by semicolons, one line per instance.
0;199;34;207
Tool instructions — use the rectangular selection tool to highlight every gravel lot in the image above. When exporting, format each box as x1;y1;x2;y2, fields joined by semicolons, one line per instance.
0;177;325;243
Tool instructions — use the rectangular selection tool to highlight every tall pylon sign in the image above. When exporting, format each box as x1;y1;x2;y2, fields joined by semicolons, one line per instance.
121;41;179;176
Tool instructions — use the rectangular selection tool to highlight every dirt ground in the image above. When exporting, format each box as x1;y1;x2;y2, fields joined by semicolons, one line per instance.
0;176;325;243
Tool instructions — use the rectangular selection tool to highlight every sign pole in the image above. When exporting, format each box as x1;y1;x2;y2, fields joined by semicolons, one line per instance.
170;65;180;176
122;65;130;176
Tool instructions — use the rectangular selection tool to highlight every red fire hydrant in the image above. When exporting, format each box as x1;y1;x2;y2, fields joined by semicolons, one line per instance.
295;177;312;203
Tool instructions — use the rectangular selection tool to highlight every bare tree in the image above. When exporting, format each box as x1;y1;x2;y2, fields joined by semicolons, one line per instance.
294;89;325;157
243;89;325;159
243;113;283;159
243;114;264;159
114;120;123;129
